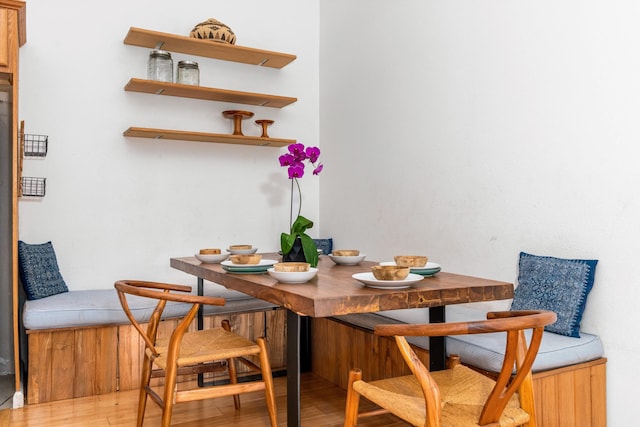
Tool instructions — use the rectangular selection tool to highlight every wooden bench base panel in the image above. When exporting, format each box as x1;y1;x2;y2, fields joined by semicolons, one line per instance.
532;358;607;427
27;325;119;404
311;317;607;427
27;309;286;404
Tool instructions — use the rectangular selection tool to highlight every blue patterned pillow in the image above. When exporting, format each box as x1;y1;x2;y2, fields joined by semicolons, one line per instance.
18;241;69;300
510;252;597;338
313;238;333;255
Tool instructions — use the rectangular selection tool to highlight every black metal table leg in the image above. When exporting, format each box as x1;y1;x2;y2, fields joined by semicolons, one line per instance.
197;277;204;387
429;306;446;371
286;309;301;427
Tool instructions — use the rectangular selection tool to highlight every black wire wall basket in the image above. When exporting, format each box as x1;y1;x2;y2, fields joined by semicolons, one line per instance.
23;134;48;157
20;177;46;198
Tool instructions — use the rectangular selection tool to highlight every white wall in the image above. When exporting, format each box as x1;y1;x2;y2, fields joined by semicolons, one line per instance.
17;0;635;424
18;0;320;286
320;1;639;425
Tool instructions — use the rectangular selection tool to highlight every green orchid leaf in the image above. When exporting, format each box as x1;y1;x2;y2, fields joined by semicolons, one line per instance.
281;232;297;254
281;215;318;266
299;233;319;267
291;215;314;234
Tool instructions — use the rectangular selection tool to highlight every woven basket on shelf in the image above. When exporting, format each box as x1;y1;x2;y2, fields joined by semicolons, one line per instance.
189;18;236;44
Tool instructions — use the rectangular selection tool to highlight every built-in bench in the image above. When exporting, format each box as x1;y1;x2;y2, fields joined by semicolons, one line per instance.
312;304;607;427
23;283;287;404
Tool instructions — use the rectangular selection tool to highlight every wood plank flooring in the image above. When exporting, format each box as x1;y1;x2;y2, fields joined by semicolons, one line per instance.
1;373;407;426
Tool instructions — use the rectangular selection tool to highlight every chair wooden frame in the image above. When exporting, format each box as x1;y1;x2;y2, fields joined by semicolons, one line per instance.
114;280;277;427
344;309;557;427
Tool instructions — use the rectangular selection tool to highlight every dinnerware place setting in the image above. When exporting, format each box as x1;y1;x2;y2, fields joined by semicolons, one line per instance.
267;261;318;284
195;245;277;274
221;252;278;274
194;244;317;281
327;249;367;266
194;248;230;264
352;254;441;289
194;244;260;264
379;256;441;277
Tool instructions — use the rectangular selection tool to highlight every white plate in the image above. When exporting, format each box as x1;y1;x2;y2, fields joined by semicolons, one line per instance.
227;247;258;255
267;267;318;284
352;272;424;289
221;259;277;268
328;253;367;265
195;253;230;263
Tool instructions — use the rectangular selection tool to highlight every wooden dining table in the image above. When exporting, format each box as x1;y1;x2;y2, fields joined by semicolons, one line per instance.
170;253;514;427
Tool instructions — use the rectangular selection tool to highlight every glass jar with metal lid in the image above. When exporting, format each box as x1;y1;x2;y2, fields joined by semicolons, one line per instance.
176;60;200;86
147;49;173;82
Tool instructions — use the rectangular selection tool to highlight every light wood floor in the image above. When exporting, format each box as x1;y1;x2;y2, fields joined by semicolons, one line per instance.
0;373;406;426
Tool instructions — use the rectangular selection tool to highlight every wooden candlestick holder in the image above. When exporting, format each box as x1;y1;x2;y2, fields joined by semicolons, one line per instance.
255;119;274;138
222;110;254;135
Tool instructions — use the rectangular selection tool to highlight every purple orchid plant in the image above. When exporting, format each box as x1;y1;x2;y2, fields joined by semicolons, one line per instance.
278;143;323;267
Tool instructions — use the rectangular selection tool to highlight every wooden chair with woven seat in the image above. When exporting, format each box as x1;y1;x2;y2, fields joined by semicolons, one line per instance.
344;309;557;427
114;280;277;427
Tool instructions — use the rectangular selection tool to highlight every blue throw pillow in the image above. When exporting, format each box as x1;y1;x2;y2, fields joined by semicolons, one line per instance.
18;241;69;300
313;238;333;255
510;252;597;338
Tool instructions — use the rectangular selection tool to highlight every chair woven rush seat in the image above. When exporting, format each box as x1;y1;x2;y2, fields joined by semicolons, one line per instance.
150;326;262;370
115;280;277;427
355;366;529;427
344;310;557;427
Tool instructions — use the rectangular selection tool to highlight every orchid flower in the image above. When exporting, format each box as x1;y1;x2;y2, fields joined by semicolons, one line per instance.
279;142;324;267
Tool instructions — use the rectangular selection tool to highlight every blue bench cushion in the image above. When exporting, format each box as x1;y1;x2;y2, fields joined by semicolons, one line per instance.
334;304;603;373
447;326;603;373
23;283;279;330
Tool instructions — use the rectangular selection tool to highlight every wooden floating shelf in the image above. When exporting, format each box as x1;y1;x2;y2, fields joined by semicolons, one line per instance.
124;27;296;69
123;127;295;147
124;78;297;108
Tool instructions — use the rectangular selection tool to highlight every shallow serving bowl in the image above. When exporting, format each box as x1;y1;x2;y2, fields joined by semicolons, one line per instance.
274;262;310;272
371;265;410;281
267;268;318;284
199;248;222;255
230;254;262;264
228;246;258;255
230;244;252;249
332;249;360;256
195;252;230;263
328;253;366;266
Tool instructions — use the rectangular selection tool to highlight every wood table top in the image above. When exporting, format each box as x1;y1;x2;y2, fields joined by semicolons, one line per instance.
170;253;514;318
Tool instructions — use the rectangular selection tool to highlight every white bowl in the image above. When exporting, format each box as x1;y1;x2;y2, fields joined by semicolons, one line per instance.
195;252;230;263
328;253;366;266
267;267;318;284
228;247;258;255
